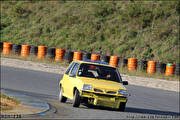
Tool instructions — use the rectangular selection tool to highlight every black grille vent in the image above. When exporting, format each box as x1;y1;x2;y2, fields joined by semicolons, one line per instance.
94;88;103;93
106;91;116;94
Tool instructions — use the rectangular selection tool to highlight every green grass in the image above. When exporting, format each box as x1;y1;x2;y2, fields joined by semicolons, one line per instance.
1;1;179;63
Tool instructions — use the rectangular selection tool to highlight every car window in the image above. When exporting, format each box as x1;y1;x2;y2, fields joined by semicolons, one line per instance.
70;63;79;76
78;63;121;83
65;62;75;75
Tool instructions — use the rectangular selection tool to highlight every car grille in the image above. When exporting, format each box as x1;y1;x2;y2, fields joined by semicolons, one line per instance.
94;88;116;94
94;88;103;93
106;91;116;94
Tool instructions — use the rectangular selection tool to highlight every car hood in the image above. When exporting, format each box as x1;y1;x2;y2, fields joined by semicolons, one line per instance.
78;77;126;91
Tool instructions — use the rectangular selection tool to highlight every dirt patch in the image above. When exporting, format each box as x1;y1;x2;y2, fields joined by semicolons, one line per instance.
1;57;179;92
0;94;42;115
0;98;20;111
1;57;66;74
1;105;41;115
121;74;179;92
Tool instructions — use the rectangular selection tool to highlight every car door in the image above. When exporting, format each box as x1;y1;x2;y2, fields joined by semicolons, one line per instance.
66;63;80;99
62;62;75;97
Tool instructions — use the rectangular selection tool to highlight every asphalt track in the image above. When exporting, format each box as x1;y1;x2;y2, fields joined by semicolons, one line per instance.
1;66;180;119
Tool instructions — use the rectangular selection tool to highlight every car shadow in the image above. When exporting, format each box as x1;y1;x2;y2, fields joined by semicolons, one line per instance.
125;107;180;116
80;104;180;116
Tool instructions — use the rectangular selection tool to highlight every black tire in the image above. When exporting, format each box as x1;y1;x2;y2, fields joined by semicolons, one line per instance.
59;86;67;103
118;58;128;67
100;55;110;63
30;46;38;56
82;52;91;61
156;62;166;73
73;89;81;107
0;42;3;53
46;47;55;59
64;50;73;63
12;44;21;55
118;102;126;112
175;64;180;76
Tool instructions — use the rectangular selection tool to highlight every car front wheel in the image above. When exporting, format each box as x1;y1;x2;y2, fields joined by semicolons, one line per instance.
59;86;67;103
73;89;81;107
118;102;126;111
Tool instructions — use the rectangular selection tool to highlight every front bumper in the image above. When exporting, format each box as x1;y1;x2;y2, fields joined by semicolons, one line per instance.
80;91;127;109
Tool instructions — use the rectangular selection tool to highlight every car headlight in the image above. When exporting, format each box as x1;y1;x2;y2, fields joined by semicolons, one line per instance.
118;90;128;97
82;84;93;91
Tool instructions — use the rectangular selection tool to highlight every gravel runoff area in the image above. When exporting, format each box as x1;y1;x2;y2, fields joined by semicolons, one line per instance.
1;57;179;92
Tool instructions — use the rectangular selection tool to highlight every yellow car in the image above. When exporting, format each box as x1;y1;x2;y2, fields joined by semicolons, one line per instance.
58;59;129;111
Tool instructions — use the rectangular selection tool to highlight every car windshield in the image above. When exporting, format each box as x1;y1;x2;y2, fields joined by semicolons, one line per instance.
77;63;122;83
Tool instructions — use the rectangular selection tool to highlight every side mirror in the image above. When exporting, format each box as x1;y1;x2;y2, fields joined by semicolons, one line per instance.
122;81;128;85
69;73;75;77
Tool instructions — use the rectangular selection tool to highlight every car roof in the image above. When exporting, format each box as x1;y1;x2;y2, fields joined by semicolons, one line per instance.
72;59;116;68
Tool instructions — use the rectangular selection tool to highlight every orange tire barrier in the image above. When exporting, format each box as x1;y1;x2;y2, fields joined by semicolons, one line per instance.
2;42;12;55
21;45;30;57
55;49;65;61
73;52;82;61
127;58;137;71
91;54;100;61
165;63;174;76
147;61;156;74
109;56;119;67
37;46;46;59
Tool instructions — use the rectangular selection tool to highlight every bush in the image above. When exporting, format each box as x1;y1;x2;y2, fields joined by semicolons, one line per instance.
1;1;179;63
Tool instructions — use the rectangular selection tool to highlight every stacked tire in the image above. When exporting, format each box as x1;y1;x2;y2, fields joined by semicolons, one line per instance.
46;47;55;59
12;44;21;55
55;49;65;62
0;42;3;53
110;56;119;67
165;63;175;76
21;45;30;57
91;54;100;61
175;64;180;76
2;42;12;55
137;60;147;70
100;55;110;63
127;58;137;70
1;41;179;77
82;52;91;61
147;61;156;74
64;50;73;63
30;46;38;56
118;58;128;68
73;52;82;61
37;46;47;59
156;62;166;73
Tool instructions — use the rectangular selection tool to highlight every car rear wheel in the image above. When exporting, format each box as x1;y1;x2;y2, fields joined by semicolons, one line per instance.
118;102;126;111
73;89;81;107
59;86;67;103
